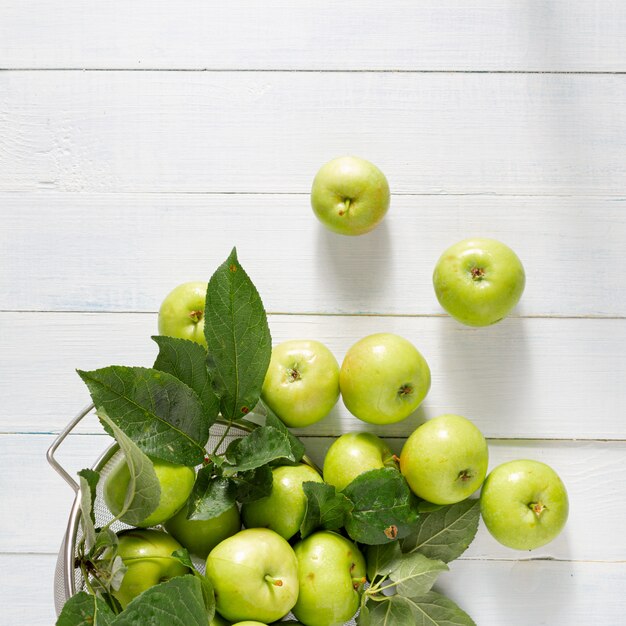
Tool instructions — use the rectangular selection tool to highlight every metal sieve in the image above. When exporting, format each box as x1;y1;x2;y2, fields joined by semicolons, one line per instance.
48;404;358;625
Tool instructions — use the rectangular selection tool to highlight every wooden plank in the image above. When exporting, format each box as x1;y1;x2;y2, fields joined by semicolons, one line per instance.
5;552;623;625
1;554;62;625
1;1;625;71
2;193;625;317
1;72;625;195
436;560;626;625
1;312;624;439
3;433;625;563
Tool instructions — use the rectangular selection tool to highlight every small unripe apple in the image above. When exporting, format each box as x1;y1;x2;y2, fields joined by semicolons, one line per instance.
261;340;340;428
480;459;569;550
433;238;525;326
206;528;299;623
400;414;488;505
104;457;195;527
114;529;189;609
164;502;241;558
323;432;395;492
340;333;431;424
241;464;323;539
158;281;208;346
292;531;366;626
311;156;390;236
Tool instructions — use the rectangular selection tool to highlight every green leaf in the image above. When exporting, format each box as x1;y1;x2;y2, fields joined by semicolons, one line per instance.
300;481;353;539
357;604;371;626
112;575;209;626
97;411;161;526
89;527;118;560
107;556;128;593
400;499;480;563
233;464;274;503
222;426;296;474
388;552;448;597
152;335;219;425
78;365;209;466
172;549;216;620
366;594;414;626
343;468;420;545
77;469;99;547
187;468;237;521
56;591;115;626
366;541;402;582
204;247;272;421
367;592;476;626
263;405;305;463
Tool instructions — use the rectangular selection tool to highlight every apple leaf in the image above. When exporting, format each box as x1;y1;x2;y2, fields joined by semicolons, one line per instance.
187;468;237;521
56;591;115;626
78;366;209;466
97;411;161;526
152;335;219;426
77;469;99;548
204;247;272;422
111;575;208;626
232;464;274;503
366;541;402;582
171;549;215;620
300;481;353;539
222;425;296;474
343;468;420;545
389;552;448;598
356;603;371;626
400;499;480;563
366;592;476;626
263;405;305;464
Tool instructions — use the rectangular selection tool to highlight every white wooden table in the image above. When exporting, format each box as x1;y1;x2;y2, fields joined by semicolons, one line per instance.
1;3;625;624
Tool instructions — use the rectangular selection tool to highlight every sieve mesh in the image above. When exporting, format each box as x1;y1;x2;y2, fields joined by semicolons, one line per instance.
52;413;358;625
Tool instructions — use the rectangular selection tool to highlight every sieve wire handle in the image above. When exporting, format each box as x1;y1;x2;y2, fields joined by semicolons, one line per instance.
46;403;95;493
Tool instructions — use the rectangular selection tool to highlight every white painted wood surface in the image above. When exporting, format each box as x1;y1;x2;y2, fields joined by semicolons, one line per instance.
1;1;625;71
2;72;626;196
1;2;624;624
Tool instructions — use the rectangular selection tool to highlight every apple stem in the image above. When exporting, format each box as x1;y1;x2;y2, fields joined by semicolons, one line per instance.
457;469;474;482
189;310;203;323
352;576;366;590
288;367;301;382
397;384;413;398
264;575;283;587
529;501;546;517
470;267;485;281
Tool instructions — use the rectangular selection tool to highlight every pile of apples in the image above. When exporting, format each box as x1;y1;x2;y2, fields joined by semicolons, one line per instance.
102;156;568;626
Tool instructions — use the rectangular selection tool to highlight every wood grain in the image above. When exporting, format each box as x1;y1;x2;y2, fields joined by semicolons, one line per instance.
4;433;624;562
2;71;625;195
2;312;623;439
1;1;625;71
2;193;625;317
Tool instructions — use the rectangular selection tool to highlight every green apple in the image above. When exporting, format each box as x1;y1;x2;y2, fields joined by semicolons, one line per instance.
400;414;488;505
311;156;390;236
164;502;241;559
292;531;366;626
113;529;189;609
241;464;323;540
480;459;569;550
158;281;208;346
206;528;299;623
104;457;195;527
232;623;266;626
432;238;525;327
261;340;340;428
339;333;431;424
323;432;396;492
